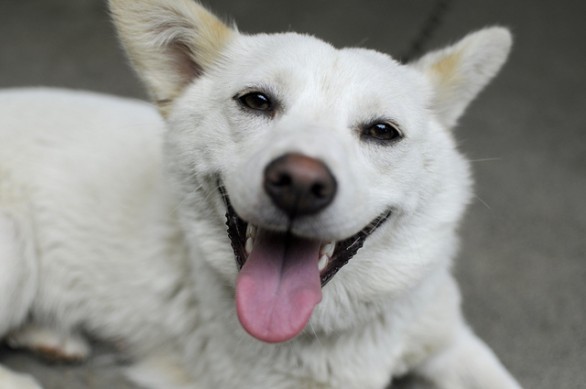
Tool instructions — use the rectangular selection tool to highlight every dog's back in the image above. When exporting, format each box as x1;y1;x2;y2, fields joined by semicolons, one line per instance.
0;89;192;362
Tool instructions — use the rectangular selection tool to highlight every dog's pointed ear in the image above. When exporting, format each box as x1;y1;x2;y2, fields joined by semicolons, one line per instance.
109;0;236;115
411;27;512;129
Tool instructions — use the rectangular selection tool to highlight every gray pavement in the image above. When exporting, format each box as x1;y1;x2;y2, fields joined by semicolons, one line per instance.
1;0;585;388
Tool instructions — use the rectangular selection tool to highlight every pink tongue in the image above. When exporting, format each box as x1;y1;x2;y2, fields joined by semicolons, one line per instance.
236;229;322;343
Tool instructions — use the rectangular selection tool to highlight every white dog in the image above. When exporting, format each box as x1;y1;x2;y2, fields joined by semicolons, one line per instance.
0;1;521;388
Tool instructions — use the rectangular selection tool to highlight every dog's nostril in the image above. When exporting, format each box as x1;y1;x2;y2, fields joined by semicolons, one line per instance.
273;173;292;187
263;153;337;217
311;183;327;199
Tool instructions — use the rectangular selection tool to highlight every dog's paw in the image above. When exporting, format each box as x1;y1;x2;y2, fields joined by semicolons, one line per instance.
415;329;522;389
125;351;194;389
0;365;43;389
7;325;90;363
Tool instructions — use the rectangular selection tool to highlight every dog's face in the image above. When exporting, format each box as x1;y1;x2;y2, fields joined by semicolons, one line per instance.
111;0;511;343
216;36;431;240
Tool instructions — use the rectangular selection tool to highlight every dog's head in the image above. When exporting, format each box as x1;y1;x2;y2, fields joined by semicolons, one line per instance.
111;0;511;343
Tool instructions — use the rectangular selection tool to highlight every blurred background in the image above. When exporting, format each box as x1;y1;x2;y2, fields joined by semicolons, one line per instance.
0;0;584;388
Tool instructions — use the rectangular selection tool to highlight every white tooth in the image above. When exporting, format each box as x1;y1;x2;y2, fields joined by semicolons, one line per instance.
246;224;257;239
245;237;254;255
321;242;335;257
318;255;328;272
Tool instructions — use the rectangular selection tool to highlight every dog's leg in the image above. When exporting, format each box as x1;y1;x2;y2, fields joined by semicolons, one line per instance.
0;215;41;389
0;365;43;389
0;213;45;388
125;350;194;389
415;326;522;389
0;212;36;337
6;324;90;363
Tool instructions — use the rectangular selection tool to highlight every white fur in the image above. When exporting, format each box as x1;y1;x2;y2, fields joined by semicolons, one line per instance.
0;365;41;389
0;1;519;388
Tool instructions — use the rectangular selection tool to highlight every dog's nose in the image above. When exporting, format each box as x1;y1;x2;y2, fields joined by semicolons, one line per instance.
264;153;337;217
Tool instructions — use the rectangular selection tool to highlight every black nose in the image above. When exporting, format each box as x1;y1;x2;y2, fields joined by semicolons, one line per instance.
264;153;337;217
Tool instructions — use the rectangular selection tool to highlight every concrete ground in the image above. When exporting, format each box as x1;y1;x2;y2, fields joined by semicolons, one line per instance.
0;0;584;388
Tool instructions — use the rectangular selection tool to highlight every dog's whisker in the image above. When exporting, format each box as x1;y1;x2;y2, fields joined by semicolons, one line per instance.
469;157;502;163
308;322;323;349
354;37;370;47
474;194;492;210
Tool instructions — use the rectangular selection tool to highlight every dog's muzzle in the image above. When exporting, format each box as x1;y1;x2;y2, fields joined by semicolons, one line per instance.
219;153;391;343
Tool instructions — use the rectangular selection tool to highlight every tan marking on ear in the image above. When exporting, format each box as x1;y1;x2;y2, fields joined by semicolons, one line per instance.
152;4;234;108
194;7;234;69
156;99;173;118
412;27;512;128
430;50;462;84
110;0;236;113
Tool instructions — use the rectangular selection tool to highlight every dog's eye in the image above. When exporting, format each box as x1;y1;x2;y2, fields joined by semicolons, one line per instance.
362;122;403;143
238;92;273;112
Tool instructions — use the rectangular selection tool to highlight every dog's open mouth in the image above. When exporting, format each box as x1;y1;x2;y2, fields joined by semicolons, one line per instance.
219;185;391;343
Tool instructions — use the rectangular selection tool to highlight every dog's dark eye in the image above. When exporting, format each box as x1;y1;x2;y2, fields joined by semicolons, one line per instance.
362;122;403;143
238;92;273;112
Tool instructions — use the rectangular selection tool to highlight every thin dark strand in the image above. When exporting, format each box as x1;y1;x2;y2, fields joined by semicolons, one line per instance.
401;0;452;63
